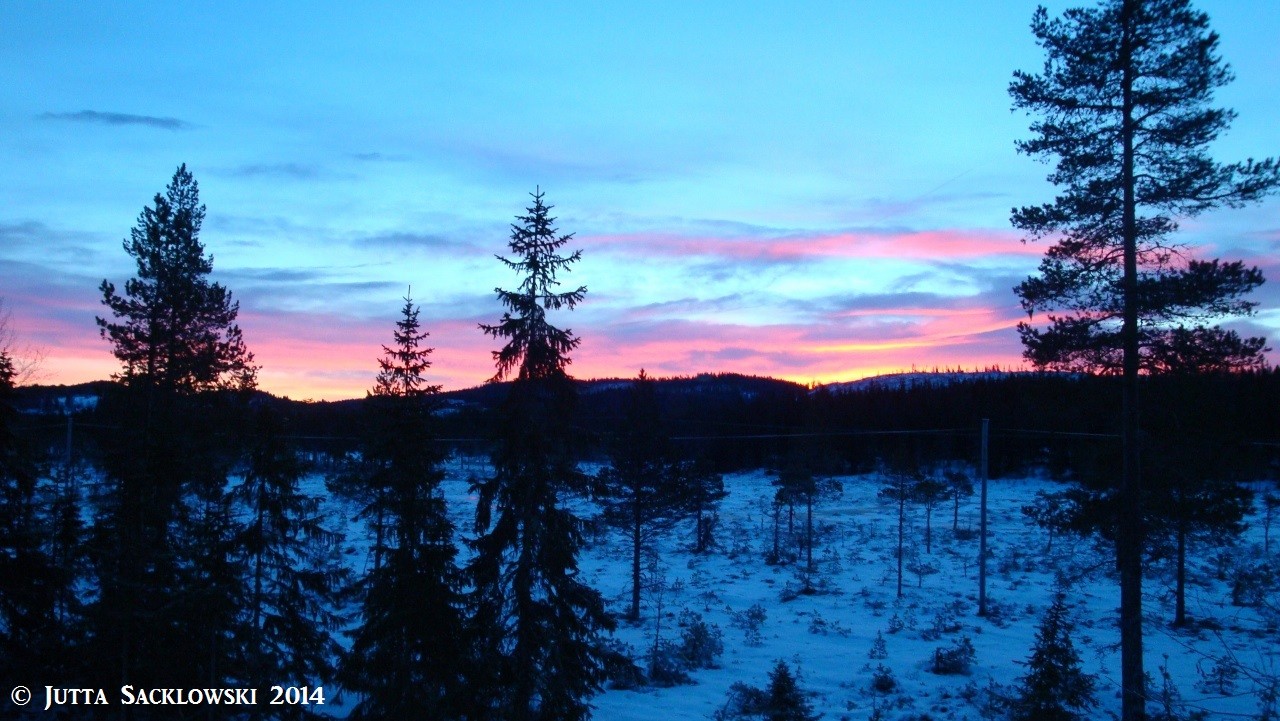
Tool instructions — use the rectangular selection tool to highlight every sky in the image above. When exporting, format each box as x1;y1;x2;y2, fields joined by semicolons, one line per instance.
2;1;1278;401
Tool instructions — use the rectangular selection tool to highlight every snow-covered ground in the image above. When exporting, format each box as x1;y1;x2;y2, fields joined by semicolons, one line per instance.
320;461;1280;720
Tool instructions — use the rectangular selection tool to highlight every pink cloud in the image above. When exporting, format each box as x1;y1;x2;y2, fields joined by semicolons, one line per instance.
585;228;1037;263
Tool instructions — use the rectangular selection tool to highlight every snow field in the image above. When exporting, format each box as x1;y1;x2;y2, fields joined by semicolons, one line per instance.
314;463;1280;720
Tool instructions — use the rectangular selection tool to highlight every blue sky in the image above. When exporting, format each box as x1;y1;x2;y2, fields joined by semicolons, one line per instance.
3;1;1278;399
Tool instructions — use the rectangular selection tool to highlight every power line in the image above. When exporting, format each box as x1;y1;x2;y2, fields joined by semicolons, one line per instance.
670;428;969;441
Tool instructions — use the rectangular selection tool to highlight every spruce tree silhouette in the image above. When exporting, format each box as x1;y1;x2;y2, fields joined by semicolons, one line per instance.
468;189;613;721
342;293;467;719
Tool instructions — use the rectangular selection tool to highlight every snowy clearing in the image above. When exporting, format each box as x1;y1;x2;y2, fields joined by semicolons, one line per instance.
315;463;1280;721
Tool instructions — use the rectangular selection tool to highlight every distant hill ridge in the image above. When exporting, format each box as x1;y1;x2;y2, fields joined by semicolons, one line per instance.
14;370;1075;414
15;371;1070;412
13;372;803;413
816;369;1073;394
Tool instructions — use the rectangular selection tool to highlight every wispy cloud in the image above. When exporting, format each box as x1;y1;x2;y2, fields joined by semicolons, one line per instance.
852;190;1011;222
436;137;703;186
354;231;481;255
216;267;328;285
39;110;192;130
234;276;403;312
230;163;324;180
0;221;118;270
348;151;410;163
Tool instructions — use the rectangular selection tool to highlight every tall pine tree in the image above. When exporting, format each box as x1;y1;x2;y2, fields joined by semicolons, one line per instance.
1010;3;1278;716
97;163;257;395
341;293;467;720
89;164;259;700
468;189;614;721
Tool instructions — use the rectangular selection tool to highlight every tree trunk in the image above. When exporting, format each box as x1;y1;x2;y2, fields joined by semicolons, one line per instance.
896;493;905;598
1174;524;1187;628
252;481;265;637
1118;2;1146;717
978;419;989;617
694;496;705;553
373;488;386;572
772;502;780;562
925;507;932;554
631;502;642;621
805;493;814;591
1265;505;1273;554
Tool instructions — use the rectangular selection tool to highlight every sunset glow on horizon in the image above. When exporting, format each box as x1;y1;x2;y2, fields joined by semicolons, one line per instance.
4;2;1278;401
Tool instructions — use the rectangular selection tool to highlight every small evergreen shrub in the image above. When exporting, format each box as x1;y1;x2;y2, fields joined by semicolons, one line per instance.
931;636;976;675
1150;656;1209;721
713;660;820;721
887;613;905;634
921;606;962;641
646;640;692;688
764;660;821;721
731;603;768;646
978;597;1017;629
1010;593;1095;721
868;631;888;660
1230;561;1275;607
713;682;769;721
871;663;897;693
677;610;724;670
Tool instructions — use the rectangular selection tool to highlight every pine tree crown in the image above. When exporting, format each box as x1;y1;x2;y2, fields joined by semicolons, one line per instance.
97;164;258;393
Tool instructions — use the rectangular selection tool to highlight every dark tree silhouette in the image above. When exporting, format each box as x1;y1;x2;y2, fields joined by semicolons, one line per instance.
232;406;345;711
878;465;918;599
1264;494;1280;555
944;468;974;533
682;458;727;554
1012;593;1097;721
598;370;688;621
1023;490;1077;554
468;189;613;721
89;164;258;700
773;458;813;570
341;293;468;720
913;473;948;555
1143;378;1252;628
97;164;257;394
713;660;820;721
763;660;821;721
0;344;74;684
1010;3;1278;716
